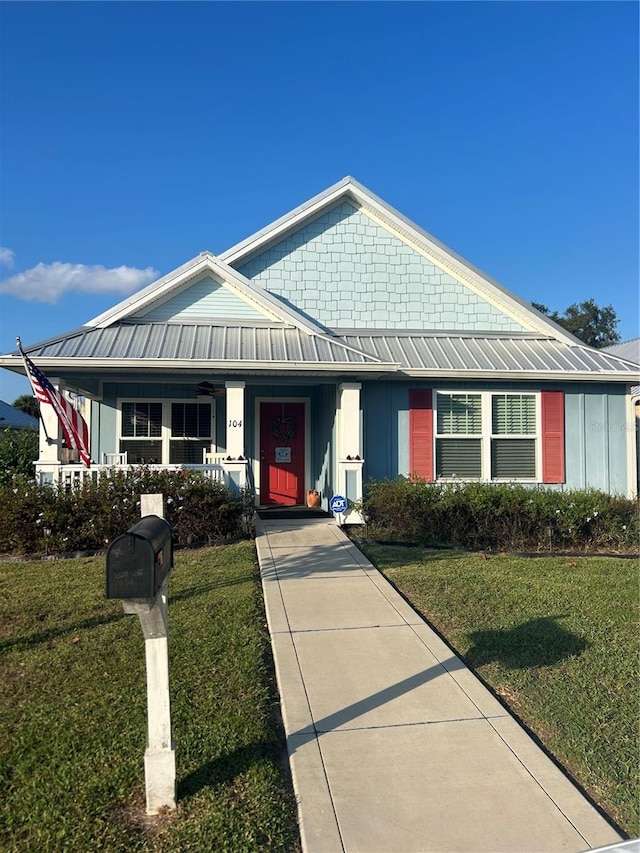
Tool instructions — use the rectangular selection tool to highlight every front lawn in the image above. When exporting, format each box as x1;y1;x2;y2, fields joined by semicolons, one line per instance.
358;545;639;838
0;544;300;852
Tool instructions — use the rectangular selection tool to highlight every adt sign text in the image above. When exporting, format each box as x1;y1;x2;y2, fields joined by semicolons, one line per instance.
329;494;347;514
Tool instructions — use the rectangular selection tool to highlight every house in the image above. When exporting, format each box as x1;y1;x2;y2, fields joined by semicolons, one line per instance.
0;399;39;430
603;338;639;494
0;177;638;512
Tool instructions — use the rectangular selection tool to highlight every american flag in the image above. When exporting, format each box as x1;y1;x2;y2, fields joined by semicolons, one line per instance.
18;340;91;468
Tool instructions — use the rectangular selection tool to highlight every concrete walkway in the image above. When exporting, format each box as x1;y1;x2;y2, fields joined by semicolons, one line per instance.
255;517;623;853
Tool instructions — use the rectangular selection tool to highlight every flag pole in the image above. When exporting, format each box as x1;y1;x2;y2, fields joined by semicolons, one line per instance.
16;337;52;445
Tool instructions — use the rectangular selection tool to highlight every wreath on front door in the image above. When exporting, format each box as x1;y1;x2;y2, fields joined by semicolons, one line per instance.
272;416;296;443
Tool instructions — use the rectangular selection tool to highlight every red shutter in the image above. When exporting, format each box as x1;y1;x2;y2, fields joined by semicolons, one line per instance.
541;391;565;484
409;389;433;482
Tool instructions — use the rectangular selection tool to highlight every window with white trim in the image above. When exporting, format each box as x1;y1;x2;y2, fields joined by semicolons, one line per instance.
435;392;539;480
170;403;212;463
121;402;163;463
491;394;536;479
119;400;214;464
436;393;482;478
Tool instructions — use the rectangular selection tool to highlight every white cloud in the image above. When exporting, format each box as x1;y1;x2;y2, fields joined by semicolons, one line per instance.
0;248;15;269
0;261;159;303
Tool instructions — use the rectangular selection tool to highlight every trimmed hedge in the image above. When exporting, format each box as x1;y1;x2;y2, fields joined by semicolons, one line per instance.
0;469;251;556
360;479;639;552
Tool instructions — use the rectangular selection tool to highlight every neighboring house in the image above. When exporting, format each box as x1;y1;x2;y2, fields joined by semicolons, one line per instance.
0;177;638;512
0;399;39;430
603;339;640;376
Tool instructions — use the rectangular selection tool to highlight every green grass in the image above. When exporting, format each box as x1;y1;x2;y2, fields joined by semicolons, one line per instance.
358;544;639;837
0;543;300;852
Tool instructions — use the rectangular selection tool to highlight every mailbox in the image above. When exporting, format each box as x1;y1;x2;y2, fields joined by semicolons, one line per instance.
106;515;173;599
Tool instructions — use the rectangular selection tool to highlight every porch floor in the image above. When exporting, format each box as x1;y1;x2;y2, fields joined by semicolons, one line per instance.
256;505;333;520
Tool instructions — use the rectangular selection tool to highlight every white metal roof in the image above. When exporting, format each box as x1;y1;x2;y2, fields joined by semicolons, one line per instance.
339;331;640;379
6;323;389;369
2;324;637;383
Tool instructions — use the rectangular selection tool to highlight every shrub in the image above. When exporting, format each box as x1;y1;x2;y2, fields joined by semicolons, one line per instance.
0;469;247;555
361;478;639;552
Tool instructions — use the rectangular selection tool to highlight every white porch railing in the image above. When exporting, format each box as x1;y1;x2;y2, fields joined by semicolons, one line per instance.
35;462;230;488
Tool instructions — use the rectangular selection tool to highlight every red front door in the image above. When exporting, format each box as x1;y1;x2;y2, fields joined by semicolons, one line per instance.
260;402;305;505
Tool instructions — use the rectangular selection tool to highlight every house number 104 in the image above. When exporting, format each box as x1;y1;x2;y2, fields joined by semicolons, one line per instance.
228;419;242;428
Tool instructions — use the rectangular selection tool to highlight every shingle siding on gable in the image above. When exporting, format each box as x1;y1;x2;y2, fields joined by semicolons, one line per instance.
236;202;525;332
136;276;266;322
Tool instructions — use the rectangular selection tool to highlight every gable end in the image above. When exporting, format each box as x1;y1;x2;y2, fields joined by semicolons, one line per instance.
134;275;267;322
235;202;526;333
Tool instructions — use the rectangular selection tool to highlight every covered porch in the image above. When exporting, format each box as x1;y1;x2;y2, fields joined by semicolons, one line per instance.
33;377;366;521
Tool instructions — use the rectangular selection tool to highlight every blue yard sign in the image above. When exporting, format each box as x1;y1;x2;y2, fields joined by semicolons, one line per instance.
329;494;347;514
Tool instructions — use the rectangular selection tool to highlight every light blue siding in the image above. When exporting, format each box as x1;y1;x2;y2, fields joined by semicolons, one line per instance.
607;394;628;495
363;382;406;479
565;386;629;494
227;470;243;494
92;379;631;499
95;398;118;459
345;469;358;503
216;395;227;456
237;202;525;332
136;276;266;322
316;383;337;504
564;393;587;490
362;380;630;495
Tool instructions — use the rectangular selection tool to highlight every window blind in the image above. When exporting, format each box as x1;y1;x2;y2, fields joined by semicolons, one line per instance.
492;395;536;435
491;438;536;479
436;438;482;478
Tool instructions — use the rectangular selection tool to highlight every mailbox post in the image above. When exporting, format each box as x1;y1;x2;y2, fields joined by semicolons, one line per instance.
106;494;176;815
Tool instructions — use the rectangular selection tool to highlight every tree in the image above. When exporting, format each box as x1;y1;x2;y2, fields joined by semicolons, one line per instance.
12;394;39;419
0;428;39;484
531;299;620;349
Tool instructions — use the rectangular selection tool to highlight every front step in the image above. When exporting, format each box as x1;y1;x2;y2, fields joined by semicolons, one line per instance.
256;505;333;520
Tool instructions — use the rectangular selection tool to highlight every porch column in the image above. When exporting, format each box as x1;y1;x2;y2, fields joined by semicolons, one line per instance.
38;377;63;464
224;381;248;492
337;382;362;458
225;381;245;457
336;382;364;523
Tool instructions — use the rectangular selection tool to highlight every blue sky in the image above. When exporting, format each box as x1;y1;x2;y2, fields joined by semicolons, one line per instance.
1;1;638;402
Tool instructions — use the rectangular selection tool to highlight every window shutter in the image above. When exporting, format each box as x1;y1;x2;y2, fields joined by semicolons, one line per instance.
409;389;433;481
541;391;565;483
